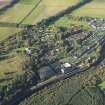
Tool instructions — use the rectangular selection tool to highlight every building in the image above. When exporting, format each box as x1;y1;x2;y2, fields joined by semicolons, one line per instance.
61;63;72;74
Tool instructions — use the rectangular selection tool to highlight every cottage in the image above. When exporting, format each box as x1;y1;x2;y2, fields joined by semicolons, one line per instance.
61;63;72;74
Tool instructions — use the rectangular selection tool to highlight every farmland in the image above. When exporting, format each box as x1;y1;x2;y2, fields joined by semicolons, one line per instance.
0;53;24;86
0;27;21;41
71;0;105;18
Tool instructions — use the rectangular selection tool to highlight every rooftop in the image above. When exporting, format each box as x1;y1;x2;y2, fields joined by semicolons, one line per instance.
63;63;71;68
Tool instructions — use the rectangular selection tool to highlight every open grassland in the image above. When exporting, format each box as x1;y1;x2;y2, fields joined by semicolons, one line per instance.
0;53;24;85
0;54;24;78
54;16;92;30
41;0;79;18
71;0;105;18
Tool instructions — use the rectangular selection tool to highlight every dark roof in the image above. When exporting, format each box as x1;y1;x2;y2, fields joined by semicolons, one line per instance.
38;66;55;81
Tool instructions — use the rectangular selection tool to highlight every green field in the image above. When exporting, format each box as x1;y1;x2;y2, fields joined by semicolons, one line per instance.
71;0;105;18
0;53;25;87
54;16;92;30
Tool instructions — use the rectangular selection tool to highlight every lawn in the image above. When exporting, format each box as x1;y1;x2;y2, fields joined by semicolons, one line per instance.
71;0;105;18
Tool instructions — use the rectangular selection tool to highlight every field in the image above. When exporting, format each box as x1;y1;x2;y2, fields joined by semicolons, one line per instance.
0;27;21;41
71;0;105;18
54;16;92;30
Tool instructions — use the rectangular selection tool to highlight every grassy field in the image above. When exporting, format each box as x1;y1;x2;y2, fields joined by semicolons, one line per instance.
71;0;105;18
54;16;92;30
0;53;25;86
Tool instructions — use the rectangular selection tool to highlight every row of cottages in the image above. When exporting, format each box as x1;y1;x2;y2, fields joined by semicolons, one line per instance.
37;62;81;81
89;19;105;30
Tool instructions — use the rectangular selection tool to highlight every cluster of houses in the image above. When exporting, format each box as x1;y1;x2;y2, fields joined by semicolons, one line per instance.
89;19;105;30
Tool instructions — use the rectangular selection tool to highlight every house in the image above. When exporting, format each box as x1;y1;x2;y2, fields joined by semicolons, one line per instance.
61;63;72;74
38;66;55;81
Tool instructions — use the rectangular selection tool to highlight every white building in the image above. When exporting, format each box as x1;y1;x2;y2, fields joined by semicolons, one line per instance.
61;63;72;74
